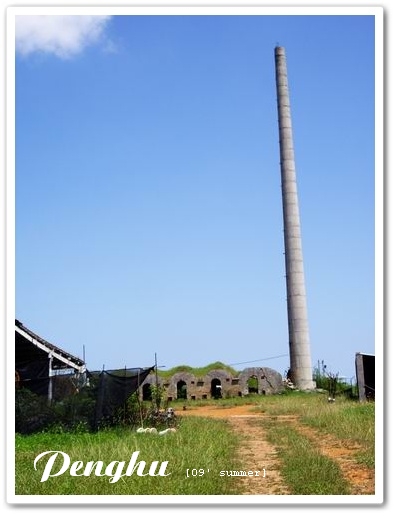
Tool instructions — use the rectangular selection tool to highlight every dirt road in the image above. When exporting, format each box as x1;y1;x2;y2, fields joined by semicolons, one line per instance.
180;405;374;495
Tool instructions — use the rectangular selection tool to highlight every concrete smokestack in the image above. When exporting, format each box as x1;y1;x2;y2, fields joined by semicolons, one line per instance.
275;46;314;390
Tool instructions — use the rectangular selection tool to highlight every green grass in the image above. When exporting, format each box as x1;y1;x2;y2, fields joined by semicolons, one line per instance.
156;392;375;494
157;361;239;381
254;392;375;469
15;417;242;496
15;391;376;496
265;423;350;495
301;401;375;468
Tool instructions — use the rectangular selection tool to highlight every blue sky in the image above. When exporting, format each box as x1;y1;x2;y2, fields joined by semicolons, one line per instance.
15;12;377;380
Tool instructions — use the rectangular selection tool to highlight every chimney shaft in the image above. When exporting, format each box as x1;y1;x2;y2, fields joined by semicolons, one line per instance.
275;46;314;390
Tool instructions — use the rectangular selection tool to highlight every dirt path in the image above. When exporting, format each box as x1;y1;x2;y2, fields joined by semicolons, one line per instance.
226;415;291;494
181;405;290;495
287;420;375;495
180;405;374;495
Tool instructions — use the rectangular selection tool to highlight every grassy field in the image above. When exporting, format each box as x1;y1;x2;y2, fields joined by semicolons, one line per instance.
15;391;375;496
15;416;241;495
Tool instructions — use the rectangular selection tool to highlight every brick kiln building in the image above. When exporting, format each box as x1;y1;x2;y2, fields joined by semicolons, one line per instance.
140;366;284;401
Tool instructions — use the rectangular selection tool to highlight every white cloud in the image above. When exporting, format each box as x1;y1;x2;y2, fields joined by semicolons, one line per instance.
15;15;113;59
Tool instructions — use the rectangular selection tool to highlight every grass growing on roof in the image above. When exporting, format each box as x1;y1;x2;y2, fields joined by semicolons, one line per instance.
157;361;239;381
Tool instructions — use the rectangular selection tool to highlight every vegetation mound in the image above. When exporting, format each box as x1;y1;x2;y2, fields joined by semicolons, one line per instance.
157;361;239;380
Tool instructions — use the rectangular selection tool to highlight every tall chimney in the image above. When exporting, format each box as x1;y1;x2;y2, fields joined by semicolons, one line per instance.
275;46;314;390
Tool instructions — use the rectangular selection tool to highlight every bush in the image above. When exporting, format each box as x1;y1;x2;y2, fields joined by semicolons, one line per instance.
15;385;97;434
15;388;57;434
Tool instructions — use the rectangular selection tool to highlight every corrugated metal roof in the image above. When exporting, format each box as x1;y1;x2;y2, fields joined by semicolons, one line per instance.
15;319;85;369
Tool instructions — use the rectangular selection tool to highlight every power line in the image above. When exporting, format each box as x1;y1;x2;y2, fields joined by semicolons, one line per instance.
228;354;289;367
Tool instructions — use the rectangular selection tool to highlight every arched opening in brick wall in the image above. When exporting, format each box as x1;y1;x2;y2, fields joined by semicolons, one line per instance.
211;378;222;399
248;375;259;394
177;380;187;399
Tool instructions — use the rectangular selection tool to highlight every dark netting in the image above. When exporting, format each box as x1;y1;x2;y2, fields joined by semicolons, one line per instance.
15;370;90;434
90;368;153;430
16;365;87;401
15;366;154;434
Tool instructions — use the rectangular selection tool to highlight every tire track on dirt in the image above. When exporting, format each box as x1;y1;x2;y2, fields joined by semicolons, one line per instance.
227;415;290;495
180;406;290;494
285;420;375;495
180;405;374;495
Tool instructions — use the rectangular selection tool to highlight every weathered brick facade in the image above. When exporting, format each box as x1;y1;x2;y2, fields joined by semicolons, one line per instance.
140;366;284;401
